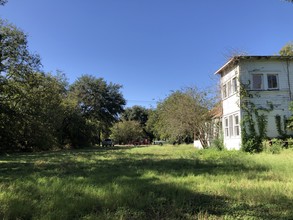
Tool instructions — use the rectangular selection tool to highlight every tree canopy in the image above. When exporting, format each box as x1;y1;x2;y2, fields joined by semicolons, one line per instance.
110;120;144;145
121;105;149;126
0;19;126;152
279;42;293;56
154;87;214;146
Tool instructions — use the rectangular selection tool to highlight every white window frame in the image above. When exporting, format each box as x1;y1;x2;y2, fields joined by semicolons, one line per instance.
227;81;231;97
229;115;233;137
234;114;240;136
224;117;229;137
222;84;227;99
232;77;237;93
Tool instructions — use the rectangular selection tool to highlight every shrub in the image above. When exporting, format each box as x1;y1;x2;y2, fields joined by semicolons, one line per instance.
269;138;283;154
287;137;293;149
263;138;283;154
210;136;225;151
241;137;263;153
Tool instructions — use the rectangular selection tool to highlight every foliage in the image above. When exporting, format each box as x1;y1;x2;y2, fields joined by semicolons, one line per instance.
145;109;160;140
0;19;60;152
0;0;7;6
275;114;288;137
268;139;283;154
279;42;293;56
241;137;263;153
121;105;155;141
286;102;293;131
121;105;149;126
210;135;225;151
70;75;125;124
66;75;126;146
0;19;126;152
287;137;293;148
154;87;214;147
110;120;144;144
1;146;293;219
240;83;273;153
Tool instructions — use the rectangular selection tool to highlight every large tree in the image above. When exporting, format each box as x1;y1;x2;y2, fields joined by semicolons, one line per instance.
0;19;49;152
69;75;125;145
155;87;214;147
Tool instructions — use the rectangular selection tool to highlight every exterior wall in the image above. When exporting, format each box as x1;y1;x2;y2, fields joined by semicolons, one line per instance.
221;66;241;150
193;140;203;149
239;59;293;138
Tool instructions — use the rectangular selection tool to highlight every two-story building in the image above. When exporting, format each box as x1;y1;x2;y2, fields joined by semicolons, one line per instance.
216;56;293;150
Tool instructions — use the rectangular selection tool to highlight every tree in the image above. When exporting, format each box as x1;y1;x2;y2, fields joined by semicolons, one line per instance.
110;120;144;145
69;75;126;145
145;109;160;140
155;87;214;147
0;19;46;152
121;105;149;126
279;42;293;56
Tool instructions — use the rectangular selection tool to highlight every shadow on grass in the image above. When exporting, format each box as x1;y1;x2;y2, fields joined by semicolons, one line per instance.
0;148;292;219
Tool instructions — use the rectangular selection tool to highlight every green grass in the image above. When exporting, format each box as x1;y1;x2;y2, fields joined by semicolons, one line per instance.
1;145;293;219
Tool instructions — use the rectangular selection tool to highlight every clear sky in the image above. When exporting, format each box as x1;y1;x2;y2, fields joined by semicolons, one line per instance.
1;0;292;107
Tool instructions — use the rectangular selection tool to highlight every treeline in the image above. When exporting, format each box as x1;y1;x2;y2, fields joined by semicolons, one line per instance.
0;19;125;152
0;10;216;153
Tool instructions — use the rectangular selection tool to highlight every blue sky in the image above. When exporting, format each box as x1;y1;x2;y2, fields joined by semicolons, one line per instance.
1;0;292;107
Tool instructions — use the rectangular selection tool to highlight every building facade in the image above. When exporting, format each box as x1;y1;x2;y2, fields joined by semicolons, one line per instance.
216;56;293;150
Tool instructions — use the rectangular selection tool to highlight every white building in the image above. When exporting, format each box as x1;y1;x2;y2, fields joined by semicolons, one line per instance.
216;56;293;150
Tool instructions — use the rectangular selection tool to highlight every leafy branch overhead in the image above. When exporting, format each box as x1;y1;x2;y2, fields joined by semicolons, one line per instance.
0;0;7;6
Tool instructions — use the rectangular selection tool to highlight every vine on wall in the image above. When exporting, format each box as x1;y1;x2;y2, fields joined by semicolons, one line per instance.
275;115;288;138
239;82;272;152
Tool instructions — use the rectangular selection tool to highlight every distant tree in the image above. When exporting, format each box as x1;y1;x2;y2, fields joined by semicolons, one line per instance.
279;42;293;56
69;75;126;145
155;87;214;147
145;109;160;140
110;120;144;145
121;105;149;126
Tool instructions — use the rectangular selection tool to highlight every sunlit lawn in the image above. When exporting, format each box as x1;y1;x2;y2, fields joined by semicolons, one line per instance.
1;145;293;219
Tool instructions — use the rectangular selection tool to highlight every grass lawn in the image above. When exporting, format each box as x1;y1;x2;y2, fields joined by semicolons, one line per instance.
0;145;293;219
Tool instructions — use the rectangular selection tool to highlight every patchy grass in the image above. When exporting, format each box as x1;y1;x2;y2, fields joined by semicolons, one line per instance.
0;145;293;219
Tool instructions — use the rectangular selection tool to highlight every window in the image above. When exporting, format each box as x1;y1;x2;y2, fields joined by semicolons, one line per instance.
227;81;231;96
224;117;229;137
229;115;233;136
267;74;278;89
232;77;237;93
222;84;227;99
252;74;263;90
234;114;240;136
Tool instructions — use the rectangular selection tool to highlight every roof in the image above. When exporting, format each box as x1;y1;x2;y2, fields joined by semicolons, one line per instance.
215;55;293;75
210;102;222;119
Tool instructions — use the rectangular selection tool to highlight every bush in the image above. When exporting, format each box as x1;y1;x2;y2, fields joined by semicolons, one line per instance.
269;139;283;154
263;139;283;154
210;136;225;151
287;137;293;149
241;137;263;153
